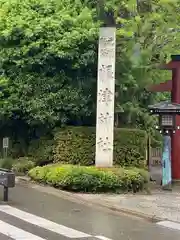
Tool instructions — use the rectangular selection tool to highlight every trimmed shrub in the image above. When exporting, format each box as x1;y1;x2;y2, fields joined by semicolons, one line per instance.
12;157;35;174
53;126;147;167
10;139;28;158
28;164;149;193
28;137;54;166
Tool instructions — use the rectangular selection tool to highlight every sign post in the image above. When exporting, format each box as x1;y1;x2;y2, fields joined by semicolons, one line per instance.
3;137;9;158
95;27;116;167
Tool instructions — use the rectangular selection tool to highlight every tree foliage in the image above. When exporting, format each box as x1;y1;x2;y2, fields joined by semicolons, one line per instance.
102;0;180;132
0;0;98;130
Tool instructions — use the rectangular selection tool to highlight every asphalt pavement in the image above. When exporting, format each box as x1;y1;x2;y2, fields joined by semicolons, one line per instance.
0;181;179;240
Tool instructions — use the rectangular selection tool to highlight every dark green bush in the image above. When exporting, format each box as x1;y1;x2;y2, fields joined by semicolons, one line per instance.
53;126;147;167
28;164;149;193
10;139;28;158
12;157;35;174
0;157;14;170
28;137;54;166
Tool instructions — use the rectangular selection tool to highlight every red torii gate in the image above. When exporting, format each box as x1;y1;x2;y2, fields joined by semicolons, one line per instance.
148;55;180;180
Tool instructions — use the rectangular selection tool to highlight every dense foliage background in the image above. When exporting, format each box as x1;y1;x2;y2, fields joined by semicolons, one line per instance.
0;0;178;158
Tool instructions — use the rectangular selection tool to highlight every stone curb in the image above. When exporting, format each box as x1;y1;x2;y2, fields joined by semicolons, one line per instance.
15;176;165;223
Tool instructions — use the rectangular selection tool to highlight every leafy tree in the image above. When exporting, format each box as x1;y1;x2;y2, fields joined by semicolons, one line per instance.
99;0;180;133
0;0;98;131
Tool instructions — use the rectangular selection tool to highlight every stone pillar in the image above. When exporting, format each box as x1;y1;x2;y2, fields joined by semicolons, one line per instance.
95;27;116;167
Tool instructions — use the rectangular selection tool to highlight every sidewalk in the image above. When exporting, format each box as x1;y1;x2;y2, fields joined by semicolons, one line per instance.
16;177;180;223
76;190;180;222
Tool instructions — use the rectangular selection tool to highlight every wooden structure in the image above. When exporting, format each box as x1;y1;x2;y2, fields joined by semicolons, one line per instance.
148;55;180;180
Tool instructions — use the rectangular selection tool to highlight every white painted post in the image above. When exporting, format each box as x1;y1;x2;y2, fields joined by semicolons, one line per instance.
3;137;9;158
95;27;116;167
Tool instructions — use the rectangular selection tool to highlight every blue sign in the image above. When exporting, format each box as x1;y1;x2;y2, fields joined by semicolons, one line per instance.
162;135;172;188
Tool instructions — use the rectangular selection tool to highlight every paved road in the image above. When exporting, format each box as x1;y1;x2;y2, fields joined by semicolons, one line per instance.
0;181;179;240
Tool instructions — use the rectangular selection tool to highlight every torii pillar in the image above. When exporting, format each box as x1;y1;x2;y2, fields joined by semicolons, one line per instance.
148;55;180;180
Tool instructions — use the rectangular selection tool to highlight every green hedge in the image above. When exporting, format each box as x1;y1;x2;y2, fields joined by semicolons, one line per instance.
53;126;147;167
28;137;54;166
28;164;149;193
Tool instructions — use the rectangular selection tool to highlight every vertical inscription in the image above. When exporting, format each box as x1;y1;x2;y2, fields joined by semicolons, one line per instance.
95;27;116;167
98;112;112;124
99;64;114;82
97;137;112;152
98;88;113;105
